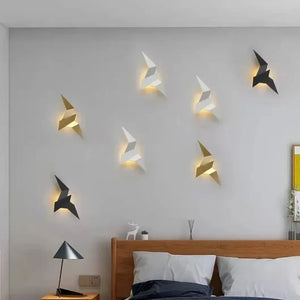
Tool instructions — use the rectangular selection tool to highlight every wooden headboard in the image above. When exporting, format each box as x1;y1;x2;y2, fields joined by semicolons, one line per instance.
111;238;300;300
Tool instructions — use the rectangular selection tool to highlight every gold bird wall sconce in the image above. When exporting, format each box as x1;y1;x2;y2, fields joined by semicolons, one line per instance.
58;95;83;137
195;141;220;185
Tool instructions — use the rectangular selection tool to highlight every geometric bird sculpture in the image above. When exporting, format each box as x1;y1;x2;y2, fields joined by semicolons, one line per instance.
120;127;145;171
195;76;219;118
141;52;165;95
195;141;220;185
54;175;80;219
252;50;278;94
58;95;83;137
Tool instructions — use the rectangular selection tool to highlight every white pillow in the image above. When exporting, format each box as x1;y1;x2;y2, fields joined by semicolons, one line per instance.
133;252;170;283
217;256;300;300
133;251;216;285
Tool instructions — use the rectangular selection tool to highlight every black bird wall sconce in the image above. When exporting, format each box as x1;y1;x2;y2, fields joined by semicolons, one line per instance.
252;50;278;94
54;175;79;219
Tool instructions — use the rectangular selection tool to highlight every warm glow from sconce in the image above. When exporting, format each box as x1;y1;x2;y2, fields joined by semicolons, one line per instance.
139;68;160;95
144;86;160;93
250;68;258;82
193;92;215;116
123;161;138;166
119;143;140;167
139;68;149;88
51;191;61;206
119;144;140;170
122;161;139;170
119;143;127;162
198;110;213;116
54;207;71;216
193;91;201;110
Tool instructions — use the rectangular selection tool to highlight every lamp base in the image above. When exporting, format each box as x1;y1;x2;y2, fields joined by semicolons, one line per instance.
56;288;84;297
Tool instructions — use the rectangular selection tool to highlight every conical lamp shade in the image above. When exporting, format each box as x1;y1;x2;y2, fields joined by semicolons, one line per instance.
53;241;83;260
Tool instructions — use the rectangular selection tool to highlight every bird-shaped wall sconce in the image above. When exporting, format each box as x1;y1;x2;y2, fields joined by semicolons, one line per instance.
58;95;83;137
252;50;278;94
141;52;165;95
194;76;219;118
195;142;220;185
54;175;79;219
120;127;145;171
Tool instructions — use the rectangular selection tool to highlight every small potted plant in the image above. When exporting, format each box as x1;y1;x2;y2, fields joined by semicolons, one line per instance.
141;230;149;240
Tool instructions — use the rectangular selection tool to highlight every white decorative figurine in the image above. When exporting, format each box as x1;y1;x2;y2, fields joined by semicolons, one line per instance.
126;222;140;240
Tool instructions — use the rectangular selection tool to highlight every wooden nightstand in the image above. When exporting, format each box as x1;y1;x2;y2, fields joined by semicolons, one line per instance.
41;294;99;300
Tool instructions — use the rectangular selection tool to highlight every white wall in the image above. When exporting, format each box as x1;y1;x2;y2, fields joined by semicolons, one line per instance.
0;24;9;300
9;28;299;300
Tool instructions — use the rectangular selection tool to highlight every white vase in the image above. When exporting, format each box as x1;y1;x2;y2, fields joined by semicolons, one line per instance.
141;234;149;240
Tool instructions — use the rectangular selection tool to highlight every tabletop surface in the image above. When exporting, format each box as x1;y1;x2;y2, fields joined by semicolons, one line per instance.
41;293;99;300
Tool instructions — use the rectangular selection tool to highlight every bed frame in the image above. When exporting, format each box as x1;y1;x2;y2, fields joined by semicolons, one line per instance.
111;238;300;300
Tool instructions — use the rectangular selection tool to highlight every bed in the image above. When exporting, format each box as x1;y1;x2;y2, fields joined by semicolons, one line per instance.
111;239;300;300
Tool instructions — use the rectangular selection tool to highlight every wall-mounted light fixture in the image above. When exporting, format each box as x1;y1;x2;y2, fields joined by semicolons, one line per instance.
58;95;83;137
252;50;278;94
195;141;220;185
194;76;219;118
120;127;145;171
141;52;165;95
54;175;79;219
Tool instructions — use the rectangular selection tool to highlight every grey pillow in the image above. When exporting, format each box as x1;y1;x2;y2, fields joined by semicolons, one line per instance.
133;252;171;283
133;251;216;285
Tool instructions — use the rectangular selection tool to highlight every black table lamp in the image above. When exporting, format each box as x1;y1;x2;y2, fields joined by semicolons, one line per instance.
54;241;84;296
